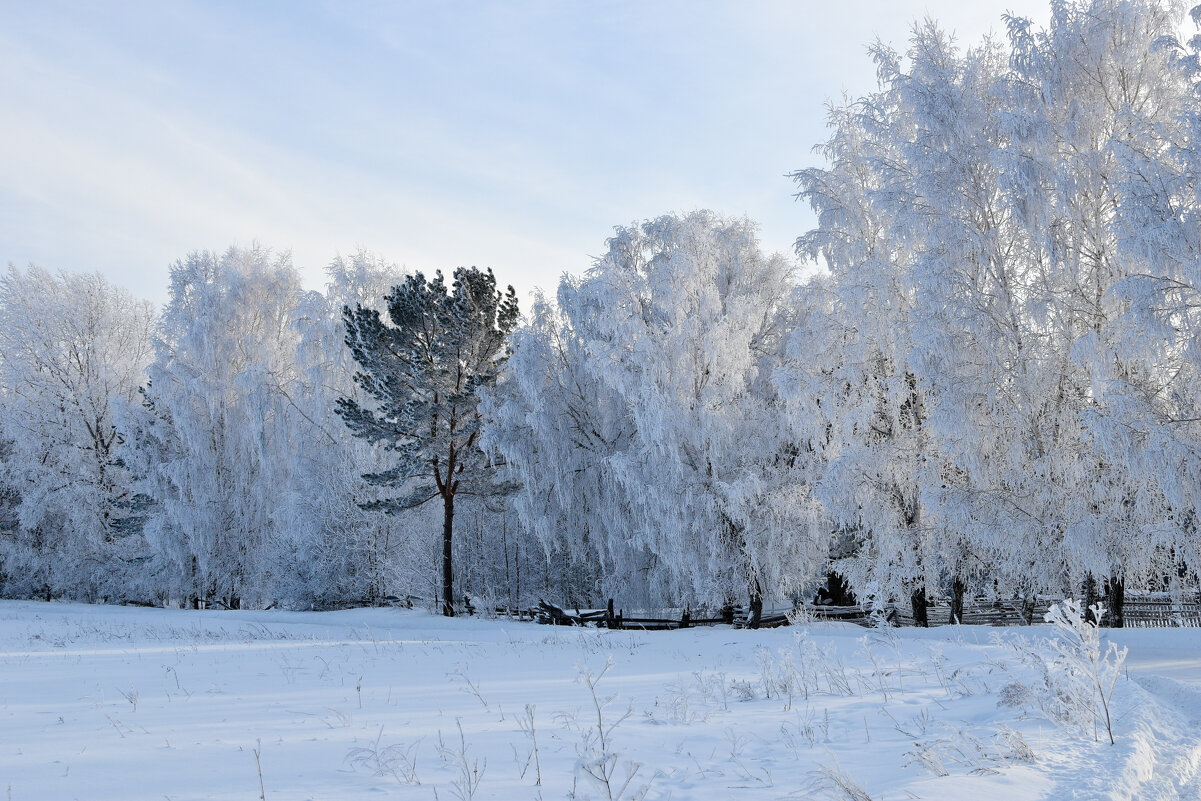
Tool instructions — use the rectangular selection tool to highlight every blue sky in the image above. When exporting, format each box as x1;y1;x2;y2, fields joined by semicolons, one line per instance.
1;1;1047;306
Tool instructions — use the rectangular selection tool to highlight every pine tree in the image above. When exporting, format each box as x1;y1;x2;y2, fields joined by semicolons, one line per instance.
339;267;519;616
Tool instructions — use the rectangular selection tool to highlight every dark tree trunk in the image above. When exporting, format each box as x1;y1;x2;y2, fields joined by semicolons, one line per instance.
1103;576;1125;628
1020;594;1037;625
442;493;455;617
502;521;511;606
748;578;764;630
748;595;763;630
720;600;735;625
950;577;966;624
910;586;929;627
189;556;200;610
1084;574;1101;623
826;571;857;606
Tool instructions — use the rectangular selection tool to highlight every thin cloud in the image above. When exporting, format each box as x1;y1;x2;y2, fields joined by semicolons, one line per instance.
2;0;1050;304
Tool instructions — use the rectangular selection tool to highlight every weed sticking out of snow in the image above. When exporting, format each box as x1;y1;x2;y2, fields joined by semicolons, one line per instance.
568;658;653;801
514;703;542;787
436;719;486;801
812;760;877;801
346;725;422;784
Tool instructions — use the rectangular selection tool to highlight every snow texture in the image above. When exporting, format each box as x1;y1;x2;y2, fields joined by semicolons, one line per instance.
1;601;1198;801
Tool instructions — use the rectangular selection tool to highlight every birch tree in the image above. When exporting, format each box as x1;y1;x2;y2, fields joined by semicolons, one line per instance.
482;287;645;607
122;247;303;608
787;68;945;622
0;266;155;600
576;212;817;623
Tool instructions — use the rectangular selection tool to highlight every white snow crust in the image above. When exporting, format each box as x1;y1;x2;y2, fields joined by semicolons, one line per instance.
1;601;1198;800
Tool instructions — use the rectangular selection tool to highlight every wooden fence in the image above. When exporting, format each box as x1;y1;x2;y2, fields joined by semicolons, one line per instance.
1124;597;1201;627
525;594;1201;630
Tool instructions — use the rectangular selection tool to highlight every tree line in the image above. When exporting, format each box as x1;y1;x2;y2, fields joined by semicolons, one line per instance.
2;0;1199;625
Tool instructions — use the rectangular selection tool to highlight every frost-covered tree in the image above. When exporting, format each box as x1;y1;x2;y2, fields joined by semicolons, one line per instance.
483;291;616;605
339;267;519;616
490;213;824;619
786;68;946;623
0;429;19;591
883;20;1071;619
1073;0;1201;605
483;285;652;607
121;247;303;608
0;266;155;600
574;212;818;623
0;271;152;596
276;252;419;606
997;0;1194;620
880;24;1007;619
786;0;1200;621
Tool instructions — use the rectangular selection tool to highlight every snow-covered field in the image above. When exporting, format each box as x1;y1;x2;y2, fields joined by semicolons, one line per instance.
1;601;1198;801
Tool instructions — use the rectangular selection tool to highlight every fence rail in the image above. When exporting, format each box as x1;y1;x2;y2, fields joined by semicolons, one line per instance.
524;595;1201;630
1124;598;1201;627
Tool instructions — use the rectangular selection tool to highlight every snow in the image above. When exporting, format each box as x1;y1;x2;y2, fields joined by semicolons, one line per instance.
1110;629;1201;690
2;602;1199;800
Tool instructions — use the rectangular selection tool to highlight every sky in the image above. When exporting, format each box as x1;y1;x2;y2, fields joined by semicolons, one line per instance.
1;0;1049;307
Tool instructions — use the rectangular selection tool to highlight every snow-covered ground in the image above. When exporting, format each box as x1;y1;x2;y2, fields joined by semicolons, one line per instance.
1;601;1198;801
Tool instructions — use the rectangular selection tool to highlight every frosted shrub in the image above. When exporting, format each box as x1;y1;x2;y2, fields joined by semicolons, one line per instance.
1002;599;1126;744
1043;599;1126;744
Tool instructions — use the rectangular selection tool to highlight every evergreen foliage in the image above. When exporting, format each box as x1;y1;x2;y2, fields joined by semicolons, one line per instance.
338;267;519;616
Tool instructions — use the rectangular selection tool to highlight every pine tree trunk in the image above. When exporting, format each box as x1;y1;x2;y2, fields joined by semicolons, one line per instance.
1104;576;1125;628
910;586;929;627
441;493;455;617
950;577;966;624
